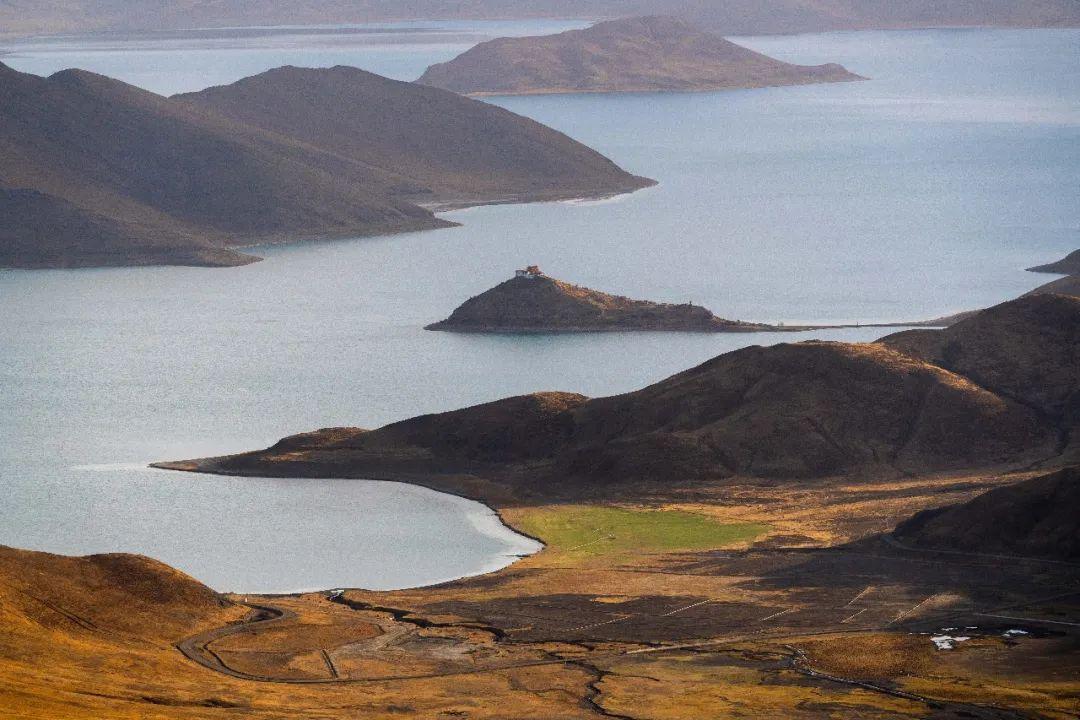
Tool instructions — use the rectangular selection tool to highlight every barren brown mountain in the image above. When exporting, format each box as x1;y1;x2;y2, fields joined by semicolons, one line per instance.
0;62;649;268
416;16;863;96
3;0;1079;37
426;268;773;332
894;466;1080;559
158;297;1076;500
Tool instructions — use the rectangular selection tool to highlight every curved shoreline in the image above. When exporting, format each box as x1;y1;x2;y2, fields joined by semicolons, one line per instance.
148;462;547;594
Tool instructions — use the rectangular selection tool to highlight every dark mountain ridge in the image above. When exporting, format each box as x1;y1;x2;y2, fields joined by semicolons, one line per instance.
0;62;650;268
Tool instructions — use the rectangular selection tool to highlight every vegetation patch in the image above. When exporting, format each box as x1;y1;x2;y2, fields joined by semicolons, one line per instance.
513;505;769;561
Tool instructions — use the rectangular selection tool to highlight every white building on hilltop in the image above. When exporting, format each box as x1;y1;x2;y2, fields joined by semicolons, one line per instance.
515;265;544;279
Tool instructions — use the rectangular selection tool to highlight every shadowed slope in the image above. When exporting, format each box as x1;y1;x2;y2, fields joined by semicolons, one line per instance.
1;62;648;268
878;294;1080;421
176;65;653;205
894;466;1080;559
417;16;863;96
0;62;445;267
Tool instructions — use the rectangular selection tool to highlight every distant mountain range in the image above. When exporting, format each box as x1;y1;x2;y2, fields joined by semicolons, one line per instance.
2;0;1079;37
417;16;864;96
0;63;650;268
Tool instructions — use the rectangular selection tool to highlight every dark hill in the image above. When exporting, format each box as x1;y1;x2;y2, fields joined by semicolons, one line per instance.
0;62;649;268
157;329;1062;500
425;269;772;332
176;65;652;206
893;466;1080;560
416;16;863;96
1028;249;1080;276
878;294;1080;421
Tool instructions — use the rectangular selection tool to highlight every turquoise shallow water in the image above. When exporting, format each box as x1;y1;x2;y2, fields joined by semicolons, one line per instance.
1;24;1077;592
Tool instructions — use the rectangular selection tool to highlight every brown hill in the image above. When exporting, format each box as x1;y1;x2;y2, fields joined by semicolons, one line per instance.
4;1;1079;38
416;16;863;96
426;268;772;332
0;62;648;268
893;466;1080;560
0;545;231;642
158;337;1058;500
177;65;652;206
1028;249;1080;275
878;294;1080;422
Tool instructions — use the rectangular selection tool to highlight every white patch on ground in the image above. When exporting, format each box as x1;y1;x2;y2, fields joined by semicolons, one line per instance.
930;635;971;650
1003;629;1029;638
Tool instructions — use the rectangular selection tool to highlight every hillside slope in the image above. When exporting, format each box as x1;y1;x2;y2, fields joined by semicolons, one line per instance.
878;294;1080;421
0;62;648;268
894;466;1080;559
177;65;652;206
417;16;863;96
158;297;1074;500
426;270;772;332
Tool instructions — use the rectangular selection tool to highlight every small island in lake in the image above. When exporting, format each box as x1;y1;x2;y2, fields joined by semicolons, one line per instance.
425;266;776;333
416;16;865;96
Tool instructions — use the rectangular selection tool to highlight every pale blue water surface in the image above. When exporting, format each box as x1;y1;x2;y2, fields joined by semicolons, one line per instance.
1;24;1077;592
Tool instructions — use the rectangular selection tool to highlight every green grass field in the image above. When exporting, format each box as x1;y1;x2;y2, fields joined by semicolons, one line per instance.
514;505;769;561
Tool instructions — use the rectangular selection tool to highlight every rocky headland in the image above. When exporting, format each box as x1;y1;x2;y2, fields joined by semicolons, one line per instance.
0;62;651;269
425;267;774;333
157;294;1078;503
416;16;864;96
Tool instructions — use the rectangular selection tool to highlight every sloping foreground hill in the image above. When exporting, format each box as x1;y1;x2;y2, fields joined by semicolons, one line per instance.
425;269;774;332
0;545;235;646
416;16;863;96
894;466;1080;560
156;297;1073;501
0;62;649;268
176;65;652;207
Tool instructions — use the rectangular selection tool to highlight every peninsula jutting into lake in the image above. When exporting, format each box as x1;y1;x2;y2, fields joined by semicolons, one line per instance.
426;266;776;333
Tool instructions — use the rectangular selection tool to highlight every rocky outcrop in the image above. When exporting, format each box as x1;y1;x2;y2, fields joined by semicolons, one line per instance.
894;466;1080;560
417;16;863;96
426;270;772;333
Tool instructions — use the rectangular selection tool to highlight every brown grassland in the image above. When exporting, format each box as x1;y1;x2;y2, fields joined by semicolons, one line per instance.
2;465;1078;719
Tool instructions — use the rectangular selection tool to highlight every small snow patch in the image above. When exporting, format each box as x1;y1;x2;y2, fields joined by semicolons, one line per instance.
1003;629;1029;638
930;635;970;650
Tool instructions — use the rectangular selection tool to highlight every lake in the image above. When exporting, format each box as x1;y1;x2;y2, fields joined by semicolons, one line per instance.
1;23;1077;592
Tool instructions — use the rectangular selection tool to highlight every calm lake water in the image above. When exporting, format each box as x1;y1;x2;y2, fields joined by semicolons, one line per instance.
1;24;1078;592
